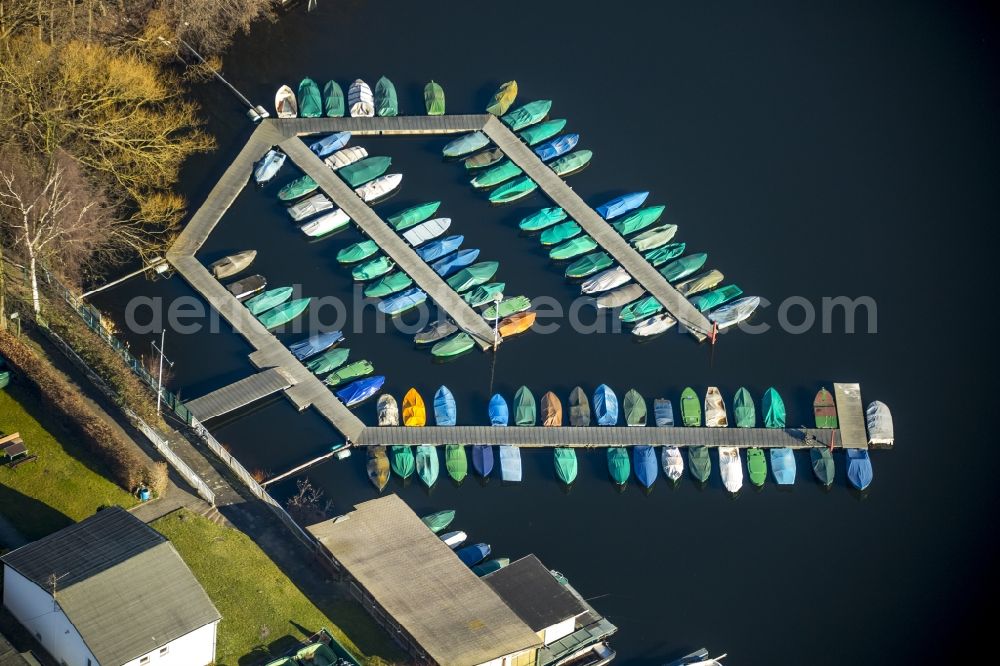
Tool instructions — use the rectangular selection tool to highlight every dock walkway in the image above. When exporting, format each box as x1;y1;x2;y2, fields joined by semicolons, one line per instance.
184;367;293;422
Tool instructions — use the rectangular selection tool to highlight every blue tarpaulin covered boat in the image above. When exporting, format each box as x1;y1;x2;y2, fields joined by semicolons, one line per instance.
654;399;674;426
417;235;464;262
846;449;873;490
533;134;580;162
472;445;494;477
633;445;658;488
308;132;351;158
254;149;286;184
593;384;619;426
431;248;480;277
289;331;343;360
596;191;650;220
489;394;509;426
771;449;797;485
377;287;427;315
499;445;522;482
335;375;384;406
434;386;457;426
456;543;491;566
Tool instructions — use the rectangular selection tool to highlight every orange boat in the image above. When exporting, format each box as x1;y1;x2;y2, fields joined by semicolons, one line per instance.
498;311;536;337
402;388;426;426
541;391;563;427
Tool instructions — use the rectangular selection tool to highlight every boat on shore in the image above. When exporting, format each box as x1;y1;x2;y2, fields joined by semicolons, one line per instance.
607;447;630;486
339;156;392;188
418;235;464;262
420;509;455;533
211;250;256;279
446;261;500;292
569;387;590;426
432;248;480;277
502;99;552;131
434;385;457;426
335;375;384;407
594;384;619;426
566;252;613;279
486;80;518;116
446;445;468;483
275;85;297;118
550;149;593;177
472;444;493;477
287;193;333;222
550;235;597;260
630;224;679;252
245;287;293;316
660;253;708;282
336;240;379;264
364;271;413;298
443;132;490;158
632;313;677;338
402;388;426;426
708;296;761;330
403;217;451;246
540;221;581;246
388;201;442;230
533;133;579;162
595;283;645;309
642;241;685;267
471;161;522;189
377;287;427;315
289;330;343;360
254;149;286;184
519;207;567;231
483;295;531;320
308;131;351;158
431;332;475;358
513;386;536;426
322;80;344;117
498;311;536;337
324;360;374;386
298;78;322;118
612;205;665;236
489;176;537;204
300;209;350;238
257;298;310;329
676;269;724;296
416;445;439;487
414;320;458;345
366;446;390;492
633;446;657;488
424;81;445;115
846;449;873;490
305;348;349;375
374;76;398;117
596;191;649;220
581;266;630;294
348;79;374;117
463;282;506;308
226;274;266;301
456;542;491;566
355;173;402;203
518;118;567;146
351;256;394;281
464;148;504;170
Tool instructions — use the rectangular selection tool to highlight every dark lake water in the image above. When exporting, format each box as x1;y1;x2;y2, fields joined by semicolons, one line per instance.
91;1;1000;663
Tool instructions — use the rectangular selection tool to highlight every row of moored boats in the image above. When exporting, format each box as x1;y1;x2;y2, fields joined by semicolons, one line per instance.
274;76;447;119
418;509;511;577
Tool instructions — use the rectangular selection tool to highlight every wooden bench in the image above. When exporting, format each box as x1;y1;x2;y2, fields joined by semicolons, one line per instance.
1;432;35;467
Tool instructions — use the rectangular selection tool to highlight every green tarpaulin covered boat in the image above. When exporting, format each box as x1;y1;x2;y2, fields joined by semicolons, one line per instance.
680;387;701;426
323;360;374;386
519;119;567;146
245;287;293;315
336;240;379;264
550;235;597;260
421;509;454;533
447;262;499;292
689;446;711;483
690;284;743;312
463;282;506;307
483;295;531;320
471;161;522;189
445;445;468;482
298;78;322;118
257;298;310;329
502;99;552;131
387;201;441;230
620;295;664;323
374;76;398;116
323;80;344;117
364;271;413;297
540;221;581;246
339;156;392;188
811;448;835;486
763;387;786;429
443;132;490;158
643;242;686;267
631;224;679;252
554;448;577;484
612;205;666;236
489;176;537;204
278;175;318;201
424;81;445;115
390;446;415;479
352;256;394;280
565;252;612;278
550;150;593;177
734;387;756;428
486;80;518;116
607;447;631;485
305;348;349;375
432;332;475;357
659;253;708;282
464;148;504;170
624;389;647;426
519;207;567;231
747;448;767;487
513;386;536;426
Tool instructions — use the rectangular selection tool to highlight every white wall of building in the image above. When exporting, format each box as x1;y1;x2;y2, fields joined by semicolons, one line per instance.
542;617;576;646
120;622;218;666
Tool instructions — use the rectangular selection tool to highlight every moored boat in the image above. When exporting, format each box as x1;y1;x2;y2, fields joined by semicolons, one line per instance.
518;118;567;146
464;148;505;170
690;285;743;312
431;248;480;277
549;235;597;260
518;207;567;231
446;262;500;292
211;250;256;279
300;209;350;237
620;295;663;323
417;235;464;262
502;99;552;131
498;311;536;337
513;386;536;426
607;447;630;486
463;282;506;308
471;161;522;189
387;201;442;230
631;313;677;338
539;221;581;246
245;286;293;315
434;385;457;426
633;446;658;488
439;530;466;548
630;224;679;252
366;446;390;492
708;296;761;330
306;348;349;375
254;149;286;184
554;447;577;485
390;445;415;479
402;388;426;426
287;193;333;222
689;446;711;483
324;360;374;386
770;448;796;485
277;175;318;202
596;191;649;220
488;176;537;204
456;542;491;566
595;283;645;309
297;78;322;118
414;320;458;345
290;330;343;360
483;295;531;320
377;394;399;426
486;80;518;116
275;85;297;118
257;298;310;329
581;266;630;294
374;76;398;117
472;445;494;477
642;241;685;267
660;253;708;282
550;149;593;177
811;448;835;486
424;81;446;115
339;156;392;188
322;80;344;117
431;332;474;358
624;389;647;426
846;449;873;490
226;274;266;301
308;131;351;157
814;387;838;428
377;287;427;315
325;146;368;170
654;398;674;427
719;446;744;493
416;445;439;487
735;387;765;486
675;269;724;297
593;384;619;426
335;375;384;406
336;240;379;264
541;391;563;426
402;217;451;246
662;446;684;483
533;133;579;162
420;509;455;532
680;387;701;426
612;205;665;236
747;448;767;488
443;132;490;158
355;173;402;203
472;558;510;577
489;393;509;426
569;387;591;426
445;445;468;483
364;271;413;298
499;445;522;482
866;400;894;447
348;79;374;117
351;256;394;281
565;252;613;279
704;386;728;427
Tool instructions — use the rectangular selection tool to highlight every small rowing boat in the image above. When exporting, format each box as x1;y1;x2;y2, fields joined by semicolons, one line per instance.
633;446;657;488
676;269;724;297
418;235;464;262
550;149;593;177
612;205;665;236
486;80;518;116
498;311;536;337
446;262;500;292
402;218;451;246
390;445;414;479
348;79;374;117
463;282;506;308
335;375;384;407
708;296;761;330
374;76;398;117
355;173;402;203
533;134;579;162
388;201;442;231
554;447;577;485
336;240;379;264
287;194;333;222
339;156;392;188
420;509;454;532
211;250;256;279
631;313;677;338
446;445;468;482
472;444;493;477
624;389;647;426
569;386;590;426
245;287;292;316
434;385;457;426
254;149;286;184
443;132;490;158
300;209;350;238
519;207;566;231
502;99;552;131
607;447;630;486
630;224;678;252
483;295;531;320
278;175;318;202
351;256;394;281
257;298;310;329
594;384;619;426
377;287;427;315
581;266;629;294
549;235;597;260
322;80;344;117
765;388;794;485
846;449;873;490
660;253;708;282
424;81;446;115
471;161;523;189
275;85;297;118
642;241;685;267
364;272;413;298
513;386;536;426
298;78;322;118
431;248;480;277
464;148;504;170
565;252;613;279
499;445;522;482
414;320;458;345
402;388;426;426
226;274;265;301
542;391;563;427
518;118;566;146
366;446;390;492
489;176;537;204
540;221;581;246
595;283;645;309
431;332;474;358
305;348;349;375
416;445;439;487
308;131;351;158
324;360;373;386
596;191;649;220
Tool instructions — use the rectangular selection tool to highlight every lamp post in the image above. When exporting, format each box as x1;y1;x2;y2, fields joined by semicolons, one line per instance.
491;292;504;352
152;330;174;416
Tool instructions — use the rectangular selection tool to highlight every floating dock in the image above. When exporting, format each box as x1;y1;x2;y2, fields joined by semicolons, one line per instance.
184;367;293;422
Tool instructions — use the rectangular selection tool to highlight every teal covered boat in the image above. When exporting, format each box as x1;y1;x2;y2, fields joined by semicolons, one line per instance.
322;80;344;117
424;81;445;115
364;271;413;297
518;119;567;146
734;387;756;427
416;448;439;487
612;205;666;236
374;76;398;116
513;386;537;426
620;295;663;323
691;284;743;312
352;256;394;280
336;240;379;264
549;235;597;260
689;447;711;483
443;132;490;158
298;78;322;118
420;509;455;532
565;252;613;278
447;262;500;292
763;387;786;429
519;207;567;231
339;156;392;188
539;221;581;246
245;287;293;315
554;448;577;484
387;201;441;230
550;150;593;177
607;447;631;485
471;161;523;189
483;295;531;320
390;445;415;479
431;332;475;358
643;242;686;267
659;253;708;281
305;348;349;375
463;282;506;307
502;99;552;131
257;298;311;329
489;176;537;204
277;175;318;201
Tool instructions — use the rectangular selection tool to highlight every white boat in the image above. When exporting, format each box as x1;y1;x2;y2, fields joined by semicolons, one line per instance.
866;400;894;446
708;296;760;330
630;224;677;251
704;386;728;427
324;146;368;170
499;445;522;482
439;530;467;549
595;283;645;309
581;265;630;294
355;173;402;203
288;194;334;223
377;395;399;426
719;447;743;493
661;446;684;482
348;79;375;117
676;269;724;297
275;85;297;118
300;209;350;237
253;149;286;184
402;217;451;246
631;313;677;337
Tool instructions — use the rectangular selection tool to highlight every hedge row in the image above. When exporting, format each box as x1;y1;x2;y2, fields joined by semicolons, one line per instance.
0;330;167;496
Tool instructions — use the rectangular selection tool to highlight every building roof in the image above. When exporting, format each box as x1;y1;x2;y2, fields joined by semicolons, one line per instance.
483;556;587;632
308;496;541;665
1;508;220;666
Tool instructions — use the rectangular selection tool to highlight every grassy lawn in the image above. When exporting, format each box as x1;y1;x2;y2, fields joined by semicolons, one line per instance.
152;509;404;666
0;384;137;541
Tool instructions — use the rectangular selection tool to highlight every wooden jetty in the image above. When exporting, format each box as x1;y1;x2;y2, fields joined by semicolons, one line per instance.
479;116;713;338
184;367;293;422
